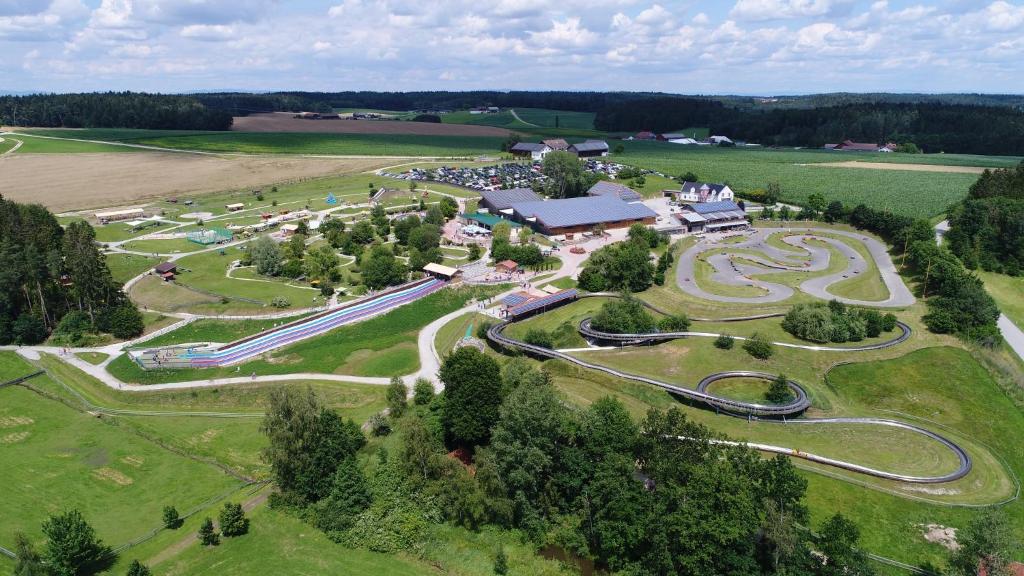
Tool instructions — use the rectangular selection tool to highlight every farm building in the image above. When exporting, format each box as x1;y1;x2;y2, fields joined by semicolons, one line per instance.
587;181;642;202
510;142;551;160
825;140;896;152
461;212;522;231
280;224;300;236
541;138;570;151
153;262;177;281
186;228;232;245
478;188;543;214
568;140;609;157
510;194;656;236
496;260;519;274
225;203;245;212
675;200;747;233
423;262;463;284
633;131;657;140
670;181;736;203
95;208;144;223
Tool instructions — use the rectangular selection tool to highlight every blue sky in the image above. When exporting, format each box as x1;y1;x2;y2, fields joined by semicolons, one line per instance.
1;0;1023;94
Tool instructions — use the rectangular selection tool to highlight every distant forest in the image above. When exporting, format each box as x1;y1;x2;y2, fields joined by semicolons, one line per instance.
594;97;1024;155
0;92;233;130
3;91;1024;155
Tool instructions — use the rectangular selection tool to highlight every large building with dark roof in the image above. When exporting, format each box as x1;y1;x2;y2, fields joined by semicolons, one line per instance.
478;188;543;214
568;140;609;158
675;200;747;233
509;142;551;160
510;194;656;235
587;180;642;202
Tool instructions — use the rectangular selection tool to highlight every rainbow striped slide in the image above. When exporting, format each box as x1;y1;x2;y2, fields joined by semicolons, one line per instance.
137;277;445;369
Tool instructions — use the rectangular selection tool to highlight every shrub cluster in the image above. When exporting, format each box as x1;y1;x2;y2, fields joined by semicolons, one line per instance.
782;301;897;344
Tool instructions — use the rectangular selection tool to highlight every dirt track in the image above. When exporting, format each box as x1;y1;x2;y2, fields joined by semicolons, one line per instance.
231;112;511;137
811;161;988;174
0;152;390;211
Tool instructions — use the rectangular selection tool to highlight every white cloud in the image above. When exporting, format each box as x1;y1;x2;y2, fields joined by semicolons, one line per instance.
730;0;850;21
179;23;234;40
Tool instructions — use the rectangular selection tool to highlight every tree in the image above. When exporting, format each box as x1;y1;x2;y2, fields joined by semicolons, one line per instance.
467;243;482;261
439;196;459;219
41;509;115;576
491;221;511;244
424;205;445;226
162;505;181;529
249;235;282;276
657;314;690;332
387;376;408;417
197;517;219;546
408;224;441;253
680;171;698;182
579;240;655;293
439;347;503;446
807;193;827;214
125;560;151;576
285;233;307;261
105;305;143;339
816;513;873;576
765;374;791;404
261;387;365;502
13;532;46;576
314;457;372;534
218;502;249;537
351;220;376;244
542;151;595;198
304;245;340;287
824;201;845;223
413;377;435;405
393;215;421;245
743;333;774;360
362;245;407;290
948;510;1018;576
714;334;735;349
13;314;48;344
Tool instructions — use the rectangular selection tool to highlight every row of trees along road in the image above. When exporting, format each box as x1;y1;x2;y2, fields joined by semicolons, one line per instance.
0;196;143;345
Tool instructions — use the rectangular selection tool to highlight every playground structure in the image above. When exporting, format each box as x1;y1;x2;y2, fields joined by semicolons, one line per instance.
186;227;233;245
132;277;446;369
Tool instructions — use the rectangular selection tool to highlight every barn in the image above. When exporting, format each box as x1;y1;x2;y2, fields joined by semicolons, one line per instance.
510;195;656;236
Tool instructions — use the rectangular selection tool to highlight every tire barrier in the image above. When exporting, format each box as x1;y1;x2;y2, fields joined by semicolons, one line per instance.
134;278;446;369
486;296;972;483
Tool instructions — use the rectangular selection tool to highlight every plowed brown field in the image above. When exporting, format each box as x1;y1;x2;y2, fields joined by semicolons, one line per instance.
231;112;510;136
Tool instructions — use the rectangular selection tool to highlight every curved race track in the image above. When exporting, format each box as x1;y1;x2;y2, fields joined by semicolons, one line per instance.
676;227;915;307
486;296;971;484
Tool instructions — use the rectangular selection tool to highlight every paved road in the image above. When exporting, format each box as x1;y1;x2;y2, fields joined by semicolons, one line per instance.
676;227;915;307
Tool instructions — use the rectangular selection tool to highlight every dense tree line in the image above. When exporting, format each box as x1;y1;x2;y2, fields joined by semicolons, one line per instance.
0;197;142;344
782;301;897;344
946;162;1024;275
0;92;232;130
595;98;1024;155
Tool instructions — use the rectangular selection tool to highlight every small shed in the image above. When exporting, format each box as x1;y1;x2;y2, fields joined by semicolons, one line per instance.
154;262;177;274
225;203;245;212
280;223;300;236
423;262;463;284
496;260;518;274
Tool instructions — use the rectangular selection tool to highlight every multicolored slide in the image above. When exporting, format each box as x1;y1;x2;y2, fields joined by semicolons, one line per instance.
134;277;445;369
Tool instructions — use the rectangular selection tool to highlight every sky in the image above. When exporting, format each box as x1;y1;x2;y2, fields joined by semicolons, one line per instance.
1;0;1024;95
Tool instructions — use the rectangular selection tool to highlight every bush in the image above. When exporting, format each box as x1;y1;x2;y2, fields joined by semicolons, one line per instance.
218;502;249;537
387;377;408;418
369;413;391;436
591;294;656;334
271;296;291;308
743;333;774;360
782;301;892;344
476;320;494;340
657;314;690;332
714;334;735;349
53;311;92;344
577;267;608;292
413;378;435;405
765;374;791;404
524;328;554;348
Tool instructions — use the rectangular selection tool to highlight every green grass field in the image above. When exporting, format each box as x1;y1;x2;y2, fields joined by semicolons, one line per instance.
0;353;241;552
980;271;1024;330
512;108;596;130
7;132;145;153
614;142;1019;218
106;253;161;284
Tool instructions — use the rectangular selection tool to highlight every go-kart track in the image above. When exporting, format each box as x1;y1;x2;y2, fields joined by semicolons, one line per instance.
676;227;916;307
487;292;972;484
133;278;445;369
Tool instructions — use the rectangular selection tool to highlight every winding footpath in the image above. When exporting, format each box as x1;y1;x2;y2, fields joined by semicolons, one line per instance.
676;227;915;307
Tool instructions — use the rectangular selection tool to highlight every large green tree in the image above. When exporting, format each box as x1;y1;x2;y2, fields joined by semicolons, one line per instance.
439;347;503;446
361;245;408;290
41;510;115;576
